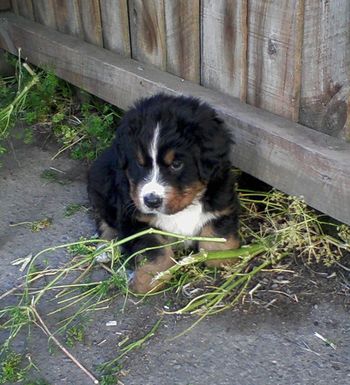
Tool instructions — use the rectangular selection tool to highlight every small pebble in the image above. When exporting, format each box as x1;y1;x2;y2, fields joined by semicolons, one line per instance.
106;321;117;326
95;243;111;263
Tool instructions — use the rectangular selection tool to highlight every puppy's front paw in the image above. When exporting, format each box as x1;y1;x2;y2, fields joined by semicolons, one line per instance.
130;251;175;294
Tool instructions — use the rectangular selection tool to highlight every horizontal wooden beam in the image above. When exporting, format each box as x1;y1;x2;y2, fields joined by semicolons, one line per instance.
0;12;349;225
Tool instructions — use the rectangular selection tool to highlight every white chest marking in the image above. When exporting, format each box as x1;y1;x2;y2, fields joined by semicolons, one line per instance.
153;201;216;237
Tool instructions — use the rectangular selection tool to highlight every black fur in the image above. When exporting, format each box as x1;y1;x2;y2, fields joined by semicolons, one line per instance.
88;94;239;288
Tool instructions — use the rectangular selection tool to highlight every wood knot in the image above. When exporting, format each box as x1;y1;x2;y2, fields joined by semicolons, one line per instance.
267;38;277;56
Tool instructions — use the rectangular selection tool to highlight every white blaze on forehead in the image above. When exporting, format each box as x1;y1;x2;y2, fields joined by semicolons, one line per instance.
140;123;165;200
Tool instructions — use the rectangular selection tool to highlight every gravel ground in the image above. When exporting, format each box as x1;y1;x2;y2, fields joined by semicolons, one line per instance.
1;132;350;385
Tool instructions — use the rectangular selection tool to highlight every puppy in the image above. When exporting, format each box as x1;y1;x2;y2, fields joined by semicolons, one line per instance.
88;94;240;293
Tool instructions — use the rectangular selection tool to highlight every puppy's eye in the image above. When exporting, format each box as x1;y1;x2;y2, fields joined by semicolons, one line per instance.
170;160;184;171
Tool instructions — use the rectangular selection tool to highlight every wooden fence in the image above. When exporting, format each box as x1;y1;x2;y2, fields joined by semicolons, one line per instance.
7;0;350;140
0;0;350;225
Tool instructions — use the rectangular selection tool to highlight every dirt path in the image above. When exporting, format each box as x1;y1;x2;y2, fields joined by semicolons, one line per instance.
1;133;350;385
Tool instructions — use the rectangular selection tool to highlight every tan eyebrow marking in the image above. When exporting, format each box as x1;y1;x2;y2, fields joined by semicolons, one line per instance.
136;149;145;166
163;149;175;166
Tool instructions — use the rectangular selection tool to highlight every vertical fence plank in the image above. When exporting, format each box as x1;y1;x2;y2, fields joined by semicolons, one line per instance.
77;0;103;47
100;0;131;56
10;0;19;14
128;0;166;70
300;0;350;140
32;0;57;29
164;0;200;83
53;0;83;38
201;0;248;101
11;0;34;20
247;0;304;121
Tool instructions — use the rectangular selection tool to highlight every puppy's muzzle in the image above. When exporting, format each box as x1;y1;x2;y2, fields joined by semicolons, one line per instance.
143;192;163;209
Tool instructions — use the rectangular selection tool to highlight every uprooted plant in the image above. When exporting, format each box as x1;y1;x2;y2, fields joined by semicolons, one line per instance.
1;189;349;383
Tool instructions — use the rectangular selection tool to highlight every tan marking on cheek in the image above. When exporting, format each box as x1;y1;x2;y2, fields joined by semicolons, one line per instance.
129;180;142;210
165;181;206;214
199;223;240;268
163;149;175;166
131;247;175;294
99;220;118;240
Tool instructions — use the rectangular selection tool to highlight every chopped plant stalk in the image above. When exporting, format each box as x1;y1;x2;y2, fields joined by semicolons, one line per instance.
101;318;162;371
41;169;68;185
9;218;52;232
314;332;337;350
30;306;99;384
55;262;94;298
0;66;39;139
52;134;86;160
64;203;88;217
1;189;349;376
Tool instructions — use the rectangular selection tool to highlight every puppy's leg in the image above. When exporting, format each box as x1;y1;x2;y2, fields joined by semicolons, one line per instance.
199;214;240;268
87;147;120;241
98;219;118;241
128;235;176;294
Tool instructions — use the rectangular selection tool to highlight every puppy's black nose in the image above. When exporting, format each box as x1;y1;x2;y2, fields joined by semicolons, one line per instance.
143;193;163;209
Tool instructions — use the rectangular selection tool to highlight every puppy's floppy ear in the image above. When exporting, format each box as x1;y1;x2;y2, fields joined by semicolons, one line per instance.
112;117;132;169
113;110;142;169
113;127;127;169
195;114;233;181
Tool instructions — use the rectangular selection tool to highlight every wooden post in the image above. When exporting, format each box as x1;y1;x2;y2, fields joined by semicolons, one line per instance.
100;0;131;56
165;0;200;83
247;0;304;121
128;0;166;70
201;0;248;101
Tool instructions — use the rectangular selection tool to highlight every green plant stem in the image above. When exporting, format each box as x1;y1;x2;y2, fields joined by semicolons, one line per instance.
0;74;39;136
113;227;226;247
101;318;162;371
159;241;269;282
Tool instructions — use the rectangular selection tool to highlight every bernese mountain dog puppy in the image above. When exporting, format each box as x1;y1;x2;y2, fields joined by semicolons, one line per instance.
88;94;240;293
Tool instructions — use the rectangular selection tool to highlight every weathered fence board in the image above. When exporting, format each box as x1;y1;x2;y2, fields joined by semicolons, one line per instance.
300;0;350;140
247;0;304;121
77;0;103;47
128;0;166;70
7;0;350;141
11;0;34;20
201;0;248;101
164;0;200;83
53;0;83;38
32;0;56;29
1;13;349;225
100;0;130;56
